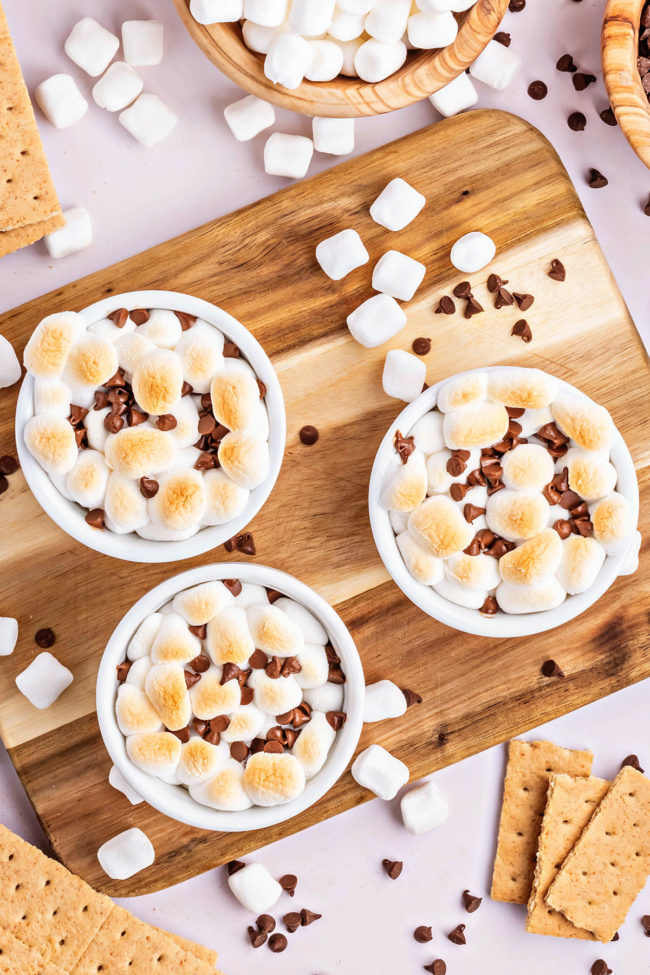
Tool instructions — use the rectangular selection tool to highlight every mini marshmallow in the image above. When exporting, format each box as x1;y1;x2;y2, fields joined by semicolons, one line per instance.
347;294;407;348
408;495;474;558
292;710;336;778
122;20;164;66
104;473;149;533
316;229;368;281
407;10;458;48
166;396;200;449
391;509;409;533
565;447;617;503
338;0;373;11
93;62;143;112
591;493;634;554
64;18;119;76
224;94;276;141
173;581;233;625
145;663;192;731
366;0;410;43
127;612;163;660
151;611;201;664
382;350;427;402
242;20;285;53
119;94;178;148
202;468;250;525
207;606;255;665
228;862;283;911
289;0;336;35
65;449;110;509
243;752;306;805
517;406;554;439
115;330;155;374
132;348;183;414
429;71;478;117
400;780;449;834
373;250;426;302
15;652;73;709
551;396;614;452
487;367;557;410
116;683;163;735
450;231;496;274
434;577;487;609
0;334;21;388
339;36;363;75
470;38;521;90
248;668;304;714
234;582;270;608
104;427;176;479
190;0;244;23
217;431;269;489
247;602;304;656
33;378;70;417
380;450;427;511
221;703;266;742
496;578;566;614
363;680;407;722
124;656;152;690
211;365;259;430
244;0;288;25
305;39;345;80
264;132;314;178
397;530;444;585
303;681;344;713
501;443;555;493
312;117;355;155
138;309;183;349
437;373;487;414
556;535;606;595
23;312;84;378
499;528;563;586
355;38;407;82
44;207;93;259
328;9;364;41
190;666;242;718
370;178;426;231
351;743;409;800
272;597;328;645
35;74;88;128
427;446;472;493
126;731;181;782
443;401;509;449
265;32;313;89
97;828;155;880
177;738;228;785
67;335;118;391
486;490;550;542
295;642;329;688
108;765;143;805
0;618;18;656
88;314;136;342
136;521;197;542
446;551;501;590
24;415;77;476
410;411;445;455
192;760;253;811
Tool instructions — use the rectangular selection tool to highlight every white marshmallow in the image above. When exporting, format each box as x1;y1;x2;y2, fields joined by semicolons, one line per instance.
0;334;21;388
370;178;426;231
265;32;313;88
363;680;407;723
127;612;163;660
108;764;143;805
407;10;457;47
119;94;178;148
233;582;270;609
347;294;407;348
206;606;254;665
373;250;426;300
114;330;155;374
247;602;304;656
93;62;143;112
264;132;314;178
65;449;109;509
104;473;149;534
64;18;119;76
272;597;328;645
248;669;303;714
173;580;233;625
33;378;70;416
429;71;478;116
416;0;455;10
409;411;445;455
366;0;411;43
166;396;200;449
390;509;409;534
450;231;496;273
501;443;555;493
44;207;93;259
224;94;275;141
338;0;373;12
0;617;18;656
190;0;244;22
217;431;269;489
15;652;73;709
190;665;242;718
292;711;336;778
591;493;635;554
244;0;288;25
328;8;364;41
556;535;606;595
303;681;344;712
469;39;521;90
228;862;283;913
88;314;136;342
191;760;253;811
316;229;369;280
496;578;567;614
351;744;409;800
312;117;355;155
434;577;487;610
397;529;444;585
355;39;407;82
400;779;449;833
242;19;286;53
35;74;88;129
151;611;202;664
97;828;155;880
222;703;266;742
305;39;345;80
339;36;363;75
295;643;329;688
289;0;336;35
202;468;250;525
380;450;427;512
24;414;77;476
122;20;164;66
124;656;152;690
382;350;426;402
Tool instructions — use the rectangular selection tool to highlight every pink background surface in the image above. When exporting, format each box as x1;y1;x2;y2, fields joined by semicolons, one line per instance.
1;0;649;972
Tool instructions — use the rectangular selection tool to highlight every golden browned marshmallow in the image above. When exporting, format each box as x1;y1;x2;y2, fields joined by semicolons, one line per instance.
177;737;228;786
565;448;617;503
104;473;149;534
150;612;201;665
137;309;182;349
221;703;265;742
132;349;183;415
126;731;182;782
436;371;487;413
496;578;566;614
443;402;509;450
487;367;557;409
192;760;253;811
66;335;118;389
591;493;635;554
498;528;563;585
446;551;501;590
243;752;306;806
176;322;224;395
501;443;555;493
172;581;233;625
115;330;155;375
408;495;474;559
556;535;607;595
190;665;242;719
551;395;614;452
148;469;206;531
145;663;192;731
380;451;427;512
292;711;336;779
116;683;164;736
396;530;444;586
248;669;303;715
247;603;304;657
65;449;110;509
202;468;250;526
104;426;176;479
486;490;550;542
217;431;270;490
24;414;78;476
23;312;84;378
211;366;259;432
206;606;255;665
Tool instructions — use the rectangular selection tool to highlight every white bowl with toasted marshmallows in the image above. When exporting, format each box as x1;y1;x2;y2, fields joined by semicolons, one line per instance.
97;563;365;831
369;366;640;638
16;291;285;562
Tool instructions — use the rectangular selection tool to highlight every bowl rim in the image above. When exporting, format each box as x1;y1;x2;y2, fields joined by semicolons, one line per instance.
96;562;366;832
15;290;286;564
602;0;650;169
368;365;640;639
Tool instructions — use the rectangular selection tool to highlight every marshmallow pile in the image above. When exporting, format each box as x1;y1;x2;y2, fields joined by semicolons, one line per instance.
114;578;347;810
22;306;271;541
380;366;636;615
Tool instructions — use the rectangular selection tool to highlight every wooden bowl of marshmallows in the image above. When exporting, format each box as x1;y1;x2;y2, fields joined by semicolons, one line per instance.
602;0;650;169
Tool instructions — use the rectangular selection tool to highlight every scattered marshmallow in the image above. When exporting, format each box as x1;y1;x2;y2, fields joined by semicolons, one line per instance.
363;680;407;722
44;207;93;259
265;32;313;89
34;74;88;129
429;72;478;117
316;229;369;280
382;350;426;402
400;779;449;834
450;231;496;273
119;93;178;147
15;652;73;709
355;39;407;83
0;617;18;656
0;335;21;388
372;250;426;301
64;18;119;77
347;294;407;348
108;764;143;805
97;827;155;880
228;862;283;913
264;132;313;178
122;20;164;67
351;743;409;800
92;62;143;112
190;0;244;23
370;178;426;231
312;117;355;156
224;94;275;141
469;39;522;90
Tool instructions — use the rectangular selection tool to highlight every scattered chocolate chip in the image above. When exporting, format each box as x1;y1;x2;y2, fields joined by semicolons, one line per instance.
464;296;484;318
452;281;472;299
513;292;535;310
548;258;566;282
435;295;456;315
573;71;596;91
247;926;267;948
462;890;482;913
590;962;612;975
108;308;129;328
168;726;191;743
237;532;256;556
401;688;422;707
424;961;446;975
174;311;196;331
139;477;159;499
394;430;416;464
494;286;514;309
283;911;301;933
382;859;403;880
528;80;548;100
509;0;525;9
325;710;347;731
611;932;620;941
257;914;276;934
588;168;608;188
568;111;587;131
116;660;131;682
487;273;507;292
128;407;149;426
541;659;565;678
211;715;231;734
494;30;511;46
267;588;282;603
85;508;105;529
511;319;532;343
600;107;617;126
299;424;319;446
268;933;287;953
621;754;644;773
480;596;498;615
105;369;127;388
35;627;55;648
279;873;297;896
130;308;149;325
641;915;650;936
301;908;321;926
223;340;240;358
557;53;577;72
414;926;433;943
447;924;466;945
0;475;7;495
188;653;209;674
0;455;17;477
257;378;266;399
412;336;432;355
227;859;246;875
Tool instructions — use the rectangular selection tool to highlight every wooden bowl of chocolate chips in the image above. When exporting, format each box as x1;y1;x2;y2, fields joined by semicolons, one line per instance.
602;0;650;168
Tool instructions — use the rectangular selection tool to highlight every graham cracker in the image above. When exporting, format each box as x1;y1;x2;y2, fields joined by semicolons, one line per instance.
546;766;650;943
490;739;593;903
0;929;68;975
160;930;218;969
526;773;610;939
0;210;64;258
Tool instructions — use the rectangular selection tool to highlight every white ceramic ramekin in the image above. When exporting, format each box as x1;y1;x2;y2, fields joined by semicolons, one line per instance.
369;366;641;639
15;290;286;563
96;563;365;832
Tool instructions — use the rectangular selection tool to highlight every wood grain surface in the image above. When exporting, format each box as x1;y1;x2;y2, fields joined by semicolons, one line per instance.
602;0;650;169
0;110;648;897
173;0;508;118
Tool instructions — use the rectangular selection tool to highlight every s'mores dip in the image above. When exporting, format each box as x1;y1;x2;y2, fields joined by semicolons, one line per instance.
375;367;638;622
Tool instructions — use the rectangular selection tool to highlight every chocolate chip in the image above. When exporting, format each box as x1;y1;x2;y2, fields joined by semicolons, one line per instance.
452;281;472;299
104;412;124;434
104;369;127;388
0;475;8;495
108;308;129;328
588;168;608;188
230;740;249;762
267;588;282;603
174;311;196;331
198;413;216;435
412;336;431;355
237;532;256;556
279;873;297;896
462;890;482;913
223;578;242;596
264;740;284;754
128;407;148;426
188;623;207;640
541;659;565;678
223;340;240;358
116;661;131;682
382;859;403;880
188;653;209;674
480;596;498;615
184;670;201;689
139;477;159;499
195;451;217;471
568;111;587;131
464;295;484;318
221;662;242;685
130;308;149;325
494;31;511;46
450;482;468;501
300;908;321;926
268;933;287;953
394;430;416;464
487;273;508;293
402;688;422;707
211;715;231;734
641;915;650;936
600;107;617;126
557;53;577;72
424;961;446;975
257;914;276;934
463;503;485;524
325;710;347;731
168;726;191;743
494;287;514;309
297;423;320;447
511;319;532;343
621;754;644;773
227;859;246;875
528;80;548;100
573;71;596;91
435;295;456;314
548;258;566;281
247;926;267;948
590;962;612;975
513;292;534;311
156;413;177;431
85;508;105;529
35;627;55;648
447;924;466;945
447;455;466;477
414;926;433;943
509;0;525;9
506;406;525;419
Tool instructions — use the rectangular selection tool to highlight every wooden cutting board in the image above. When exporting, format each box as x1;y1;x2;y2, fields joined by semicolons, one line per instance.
0;110;648;897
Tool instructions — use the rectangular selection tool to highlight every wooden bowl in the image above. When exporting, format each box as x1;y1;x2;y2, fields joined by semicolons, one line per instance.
602;0;650;168
173;0;509;118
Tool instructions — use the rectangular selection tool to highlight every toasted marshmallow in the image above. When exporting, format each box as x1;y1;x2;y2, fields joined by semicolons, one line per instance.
303;681;344;713
190;665;242;719
132;349;183;415
408;495;474;558
247;603;304;657
124;656;152;689
389;509;409;533
591;493;634;554
487;367;557;410
202;468;250;525
207;606;255;665
396;530;444;586
145;663;192;731
167;395;200;449
148;468;206;531
172;581;233;625
498;528;563;585
443;402;509;449
24;312;85;378
565;448;617;502
217;431;269;490
126;731;181;783
426;447;480;495
210;366;260;432
191;759;253;811
137;308;182;348
151;612;201;665
116;683;163;735
114;330;155;375
243;752;306;806
446;551;501;590
518;406;553;439
33;377;71;416
486;490;550;541
65;335;118;389
127;612;163;660
103;473;149;533
84;406;110;451
437;372;487;413
409;410;444;455
177;737;228;785
63;449;108;508
248;668;303;715
496;578;566;613
292;711;335;779
434;577;487;610
551;395;614;452
24;414;77;475
295;643;329;689
221;703;266;742
556;535;606;595
104;426;176;478
272;597;328;645
380;450;427;511
176;322;224;394
502;443;555;493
